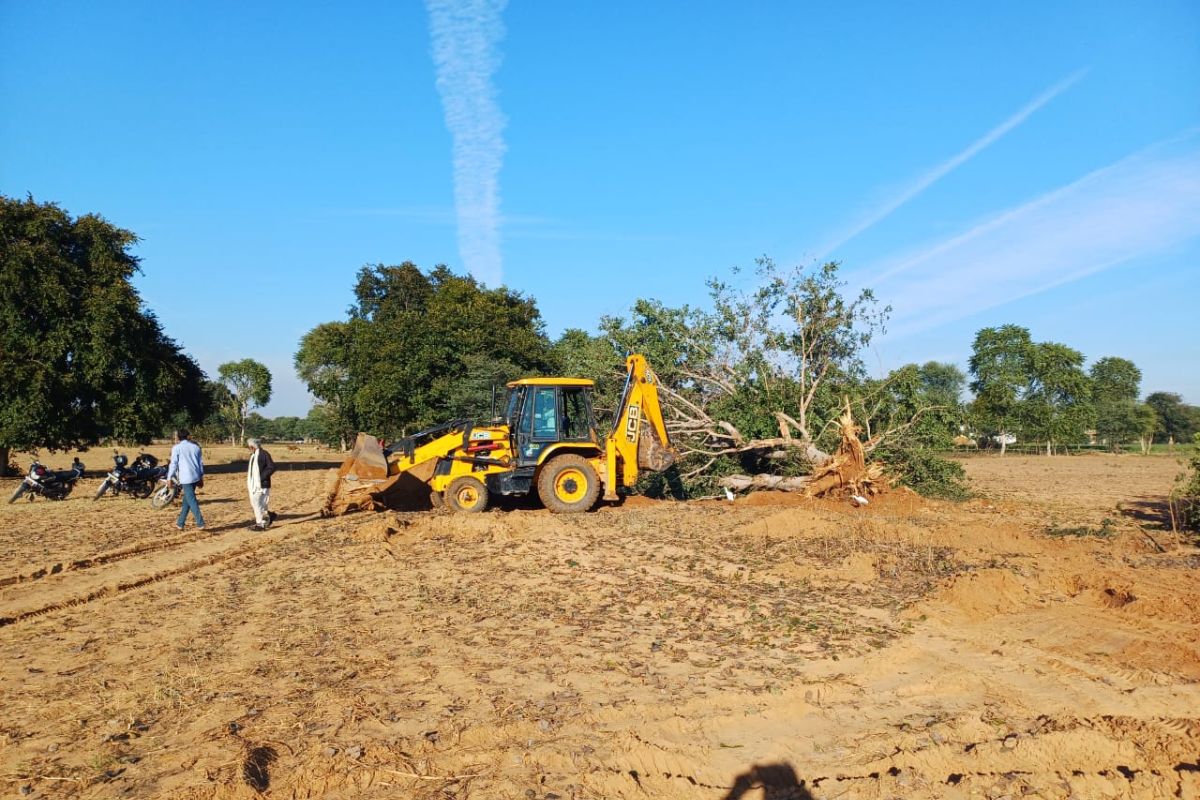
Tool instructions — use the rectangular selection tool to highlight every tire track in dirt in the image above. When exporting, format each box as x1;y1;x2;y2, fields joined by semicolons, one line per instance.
0;500;321;591
0;529;211;589
0;527;295;628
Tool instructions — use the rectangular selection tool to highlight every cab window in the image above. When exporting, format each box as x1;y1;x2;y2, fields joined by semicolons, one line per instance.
561;387;591;440
531;388;558;439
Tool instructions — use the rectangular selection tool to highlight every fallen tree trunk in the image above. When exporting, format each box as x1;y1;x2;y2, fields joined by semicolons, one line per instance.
719;402;885;498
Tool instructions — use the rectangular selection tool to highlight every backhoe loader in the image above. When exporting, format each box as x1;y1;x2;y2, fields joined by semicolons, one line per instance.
323;354;676;515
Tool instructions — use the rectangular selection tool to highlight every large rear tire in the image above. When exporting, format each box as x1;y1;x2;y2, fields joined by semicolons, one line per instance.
445;476;488;513
131;481;155;499
537;455;600;513
8;484;26;504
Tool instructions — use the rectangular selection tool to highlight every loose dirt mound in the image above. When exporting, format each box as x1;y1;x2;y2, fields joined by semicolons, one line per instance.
2;453;1199;798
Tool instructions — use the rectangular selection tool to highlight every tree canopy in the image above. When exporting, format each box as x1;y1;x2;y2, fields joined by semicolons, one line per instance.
0;195;209;469
295;263;556;440
218;359;273;444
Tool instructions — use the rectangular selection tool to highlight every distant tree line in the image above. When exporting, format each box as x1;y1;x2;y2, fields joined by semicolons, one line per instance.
5;195;1196;499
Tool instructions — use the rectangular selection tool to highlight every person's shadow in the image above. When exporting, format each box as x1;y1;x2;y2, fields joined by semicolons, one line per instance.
722;762;814;800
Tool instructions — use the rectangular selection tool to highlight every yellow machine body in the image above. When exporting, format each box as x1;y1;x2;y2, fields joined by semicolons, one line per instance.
324;354;676;515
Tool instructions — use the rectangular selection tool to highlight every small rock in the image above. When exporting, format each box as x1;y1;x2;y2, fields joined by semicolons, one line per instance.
323;747;338;757
19;786;32;796
537;719;552;732
47;743;59;752
525;790;537;799
345;745;364;759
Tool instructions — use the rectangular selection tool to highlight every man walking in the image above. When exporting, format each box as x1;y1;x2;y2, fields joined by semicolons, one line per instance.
246;438;277;531
165;429;205;531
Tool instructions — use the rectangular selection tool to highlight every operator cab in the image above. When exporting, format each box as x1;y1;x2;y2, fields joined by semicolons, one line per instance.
504;378;599;465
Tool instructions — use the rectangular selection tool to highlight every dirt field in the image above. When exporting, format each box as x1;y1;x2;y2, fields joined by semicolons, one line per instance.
1;450;1198;799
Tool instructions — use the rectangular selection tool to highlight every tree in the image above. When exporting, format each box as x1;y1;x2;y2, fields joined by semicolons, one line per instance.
1021;342;1093;455
968;325;1033;455
294;322;357;450
0;195;210;472
218;359;273;445
1091;357;1144;451
295;263;557;441
1145;392;1200;445
575;260;903;494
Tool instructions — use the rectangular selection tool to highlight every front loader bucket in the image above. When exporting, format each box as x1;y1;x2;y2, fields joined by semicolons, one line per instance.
340;433;390;482
322;433;441;516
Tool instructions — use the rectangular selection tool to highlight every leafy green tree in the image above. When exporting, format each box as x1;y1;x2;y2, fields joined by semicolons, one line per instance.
295;263;556;440
0;195;209;472
218;359;273;445
968;325;1034;455
294;321;357;449
1146;392;1200;445
1021;342;1093;455
1091;357;1142;451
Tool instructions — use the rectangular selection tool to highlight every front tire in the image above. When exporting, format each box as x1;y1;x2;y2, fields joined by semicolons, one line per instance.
150;484;176;510
8;484;27;504
445;477;488;513
537;455;600;513
94;480;111;500
131;481;154;500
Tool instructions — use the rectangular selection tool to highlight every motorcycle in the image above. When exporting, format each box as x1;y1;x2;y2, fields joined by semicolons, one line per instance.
94;451;166;500
150;476;182;510
8;458;86;503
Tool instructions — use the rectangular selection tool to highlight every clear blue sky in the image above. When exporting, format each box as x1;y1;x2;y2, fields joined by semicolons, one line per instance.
3;1;1197;416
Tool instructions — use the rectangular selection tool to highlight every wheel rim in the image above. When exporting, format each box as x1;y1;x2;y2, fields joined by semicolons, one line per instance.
456;485;479;507
554;468;587;503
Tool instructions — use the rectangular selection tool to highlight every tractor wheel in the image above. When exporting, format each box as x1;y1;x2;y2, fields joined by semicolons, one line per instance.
537;455;600;513
445;477;488;513
429;489;445;510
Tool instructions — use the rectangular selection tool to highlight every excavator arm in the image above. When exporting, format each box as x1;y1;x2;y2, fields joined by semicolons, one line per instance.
603;354;676;499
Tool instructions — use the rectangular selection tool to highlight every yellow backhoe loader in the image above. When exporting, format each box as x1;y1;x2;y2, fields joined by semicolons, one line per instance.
323;354;676;515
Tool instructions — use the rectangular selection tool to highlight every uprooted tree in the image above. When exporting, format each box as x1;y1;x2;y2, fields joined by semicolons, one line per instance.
557;258;964;499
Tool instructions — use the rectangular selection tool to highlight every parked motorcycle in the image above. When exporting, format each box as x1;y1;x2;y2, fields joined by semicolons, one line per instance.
94;452;166;500
150;476;181;509
8;458;86;503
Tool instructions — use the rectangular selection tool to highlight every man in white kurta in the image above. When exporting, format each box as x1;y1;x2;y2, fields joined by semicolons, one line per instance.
246;438;276;531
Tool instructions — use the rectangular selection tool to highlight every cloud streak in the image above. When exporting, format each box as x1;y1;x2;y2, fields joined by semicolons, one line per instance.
861;132;1200;337
425;0;508;286
816;69;1087;259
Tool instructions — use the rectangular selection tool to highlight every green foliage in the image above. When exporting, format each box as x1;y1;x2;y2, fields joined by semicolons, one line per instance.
295;263;556;439
876;448;970;501
1146;392;1200;444
1170;434;1200;535
1021;342;1093;452
0;195;210;458
1090;357;1149;451
968;326;1094;452
218;358;273;443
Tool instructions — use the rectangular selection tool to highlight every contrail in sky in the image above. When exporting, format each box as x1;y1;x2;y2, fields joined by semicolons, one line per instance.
425;0;508;286
816;69;1087;259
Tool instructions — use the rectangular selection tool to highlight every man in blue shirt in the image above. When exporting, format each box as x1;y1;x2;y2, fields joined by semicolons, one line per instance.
165;429;205;530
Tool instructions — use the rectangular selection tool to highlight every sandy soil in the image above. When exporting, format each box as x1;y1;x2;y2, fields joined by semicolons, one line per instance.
1;450;1197;799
